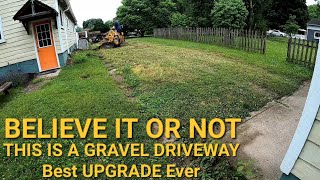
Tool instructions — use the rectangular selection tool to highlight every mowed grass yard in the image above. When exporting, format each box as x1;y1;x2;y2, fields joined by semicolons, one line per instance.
0;37;312;179
0;55;166;179
100;37;312;119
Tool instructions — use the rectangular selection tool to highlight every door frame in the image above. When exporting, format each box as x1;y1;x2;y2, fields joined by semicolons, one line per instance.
31;19;60;72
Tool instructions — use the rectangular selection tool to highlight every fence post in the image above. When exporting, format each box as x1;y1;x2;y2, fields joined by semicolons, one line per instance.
300;39;306;65
196;28;199;42
263;33;266;54
309;41;314;68
305;41;309;67
287;37;292;62
313;42;319;68
295;38;301;64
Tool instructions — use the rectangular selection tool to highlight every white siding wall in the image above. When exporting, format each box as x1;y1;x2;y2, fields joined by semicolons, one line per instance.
60;9;77;53
0;0;36;68
291;111;320;179
0;0;58;68
67;19;76;50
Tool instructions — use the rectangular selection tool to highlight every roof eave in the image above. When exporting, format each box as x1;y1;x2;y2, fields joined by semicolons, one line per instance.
307;24;320;27
63;0;77;24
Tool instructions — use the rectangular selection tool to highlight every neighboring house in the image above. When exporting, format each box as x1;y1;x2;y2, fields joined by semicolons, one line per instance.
0;0;77;76
280;43;320;179
306;19;320;42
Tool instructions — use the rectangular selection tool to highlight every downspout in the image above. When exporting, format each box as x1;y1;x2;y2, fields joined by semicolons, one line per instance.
55;0;65;53
63;2;70;54
63;4;70;14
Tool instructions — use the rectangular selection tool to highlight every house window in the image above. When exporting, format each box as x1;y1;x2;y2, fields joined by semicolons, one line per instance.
35;23;53;48
314;31;320;39
60;10;63;27
0;16;5;43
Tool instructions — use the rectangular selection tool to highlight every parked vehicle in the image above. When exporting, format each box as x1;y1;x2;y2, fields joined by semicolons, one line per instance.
92;35;104;43
127;29;143;37
292;34;306;40
266;30;274;36
291;29;306;40
128;31;138;37
268;30;287;37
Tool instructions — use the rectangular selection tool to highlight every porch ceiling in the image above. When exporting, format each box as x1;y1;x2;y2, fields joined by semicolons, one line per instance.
13;0;58;34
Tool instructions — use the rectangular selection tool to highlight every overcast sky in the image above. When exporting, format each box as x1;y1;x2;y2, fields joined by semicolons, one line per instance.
70;0;317;27
307;0;318;5
70;0;122;27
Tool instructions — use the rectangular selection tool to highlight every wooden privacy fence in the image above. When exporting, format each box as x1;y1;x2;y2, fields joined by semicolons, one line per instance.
153;27;267;54
287;38;318;69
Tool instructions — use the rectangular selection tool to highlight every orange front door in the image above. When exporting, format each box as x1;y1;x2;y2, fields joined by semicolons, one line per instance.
33;20;59;71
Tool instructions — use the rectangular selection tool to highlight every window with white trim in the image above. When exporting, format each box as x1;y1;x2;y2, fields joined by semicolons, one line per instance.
60;9;64;27
0;16;6;43
35;23;53;48
315;31;320;39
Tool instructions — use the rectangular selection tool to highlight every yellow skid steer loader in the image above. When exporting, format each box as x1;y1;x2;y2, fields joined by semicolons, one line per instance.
99;28;125;49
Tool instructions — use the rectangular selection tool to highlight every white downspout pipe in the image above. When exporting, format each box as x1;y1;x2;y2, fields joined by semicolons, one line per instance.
63;3;70;54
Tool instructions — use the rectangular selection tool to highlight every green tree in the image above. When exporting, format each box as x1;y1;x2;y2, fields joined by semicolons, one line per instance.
267;0;309;29
105;20;113;30
282;15;300;36
172;0;191;14
154;0;177;27
82;18;109;33
117;0;176;36
243;0;272;30
187;0;216;27
170;13;190;27
211;0;248;29
76;26;83;32
309;4;320;19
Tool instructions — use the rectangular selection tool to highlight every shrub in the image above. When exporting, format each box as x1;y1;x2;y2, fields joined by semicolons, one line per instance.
282;15;300;36
0;71;31;87
211;0;248;29
72;52;87;64
170;13;190;27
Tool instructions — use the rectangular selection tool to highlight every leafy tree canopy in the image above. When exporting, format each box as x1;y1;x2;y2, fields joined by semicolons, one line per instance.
76;26;83;32
267;0;309;29
170;13;190;27
115;0;310;31
211;0;249;29
117;0;176;33
282;15;300;36
309;4;320;19
83;18;110;33
243;0;272;31
187;0;216;27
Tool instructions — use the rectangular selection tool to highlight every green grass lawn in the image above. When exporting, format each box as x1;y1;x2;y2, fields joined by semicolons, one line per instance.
100;37;311;119
0;37;312;179
0;55;166;179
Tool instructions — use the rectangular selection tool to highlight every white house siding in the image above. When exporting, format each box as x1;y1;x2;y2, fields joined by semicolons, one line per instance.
67;21;76;50
0;0;36;68
61;28;67;51
53;27;61;53
0;0;60;68
291;110;320;179
59;9;76;54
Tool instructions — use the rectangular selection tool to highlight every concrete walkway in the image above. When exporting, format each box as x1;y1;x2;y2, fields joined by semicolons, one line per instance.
229;82;310;179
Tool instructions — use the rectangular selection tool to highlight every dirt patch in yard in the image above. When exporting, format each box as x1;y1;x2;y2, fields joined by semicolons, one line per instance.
108;68;135;99
24;79;51;93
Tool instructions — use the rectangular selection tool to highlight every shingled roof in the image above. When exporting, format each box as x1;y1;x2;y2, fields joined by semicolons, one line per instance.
308;19;320;26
